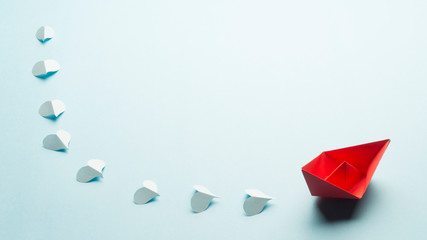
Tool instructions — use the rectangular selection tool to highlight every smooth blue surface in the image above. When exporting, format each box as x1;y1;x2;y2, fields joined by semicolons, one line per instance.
1;1;426;239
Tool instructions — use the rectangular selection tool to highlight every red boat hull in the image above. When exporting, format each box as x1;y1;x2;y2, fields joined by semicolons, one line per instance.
302;139;390;199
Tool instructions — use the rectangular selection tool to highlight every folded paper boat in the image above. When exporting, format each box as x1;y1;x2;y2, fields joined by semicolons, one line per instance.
302;139;390;199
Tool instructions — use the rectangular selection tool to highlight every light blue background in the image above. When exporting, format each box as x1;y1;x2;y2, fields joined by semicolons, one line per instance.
1;0;426;239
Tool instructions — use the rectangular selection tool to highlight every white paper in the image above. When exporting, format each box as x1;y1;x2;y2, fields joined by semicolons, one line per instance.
134;180;159;204
32;59;60;78
42;130;71;151
76;159;105;183
35;26;54;42
39;99;66;118
243;189;273;216
191;185;219;213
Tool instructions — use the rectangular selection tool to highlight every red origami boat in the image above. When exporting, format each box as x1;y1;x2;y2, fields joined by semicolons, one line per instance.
302;139;390;199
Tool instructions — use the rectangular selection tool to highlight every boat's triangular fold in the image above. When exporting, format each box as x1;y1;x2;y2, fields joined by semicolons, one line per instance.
302;170;358;199
324;139;390;176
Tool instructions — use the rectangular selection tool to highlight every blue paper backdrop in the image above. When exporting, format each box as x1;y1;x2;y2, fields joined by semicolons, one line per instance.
1;0;426;239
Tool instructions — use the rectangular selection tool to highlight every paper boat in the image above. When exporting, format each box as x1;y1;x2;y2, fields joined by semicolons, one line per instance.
302;139;390;199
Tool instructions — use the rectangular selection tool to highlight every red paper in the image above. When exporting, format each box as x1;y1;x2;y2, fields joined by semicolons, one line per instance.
302;139;390;199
